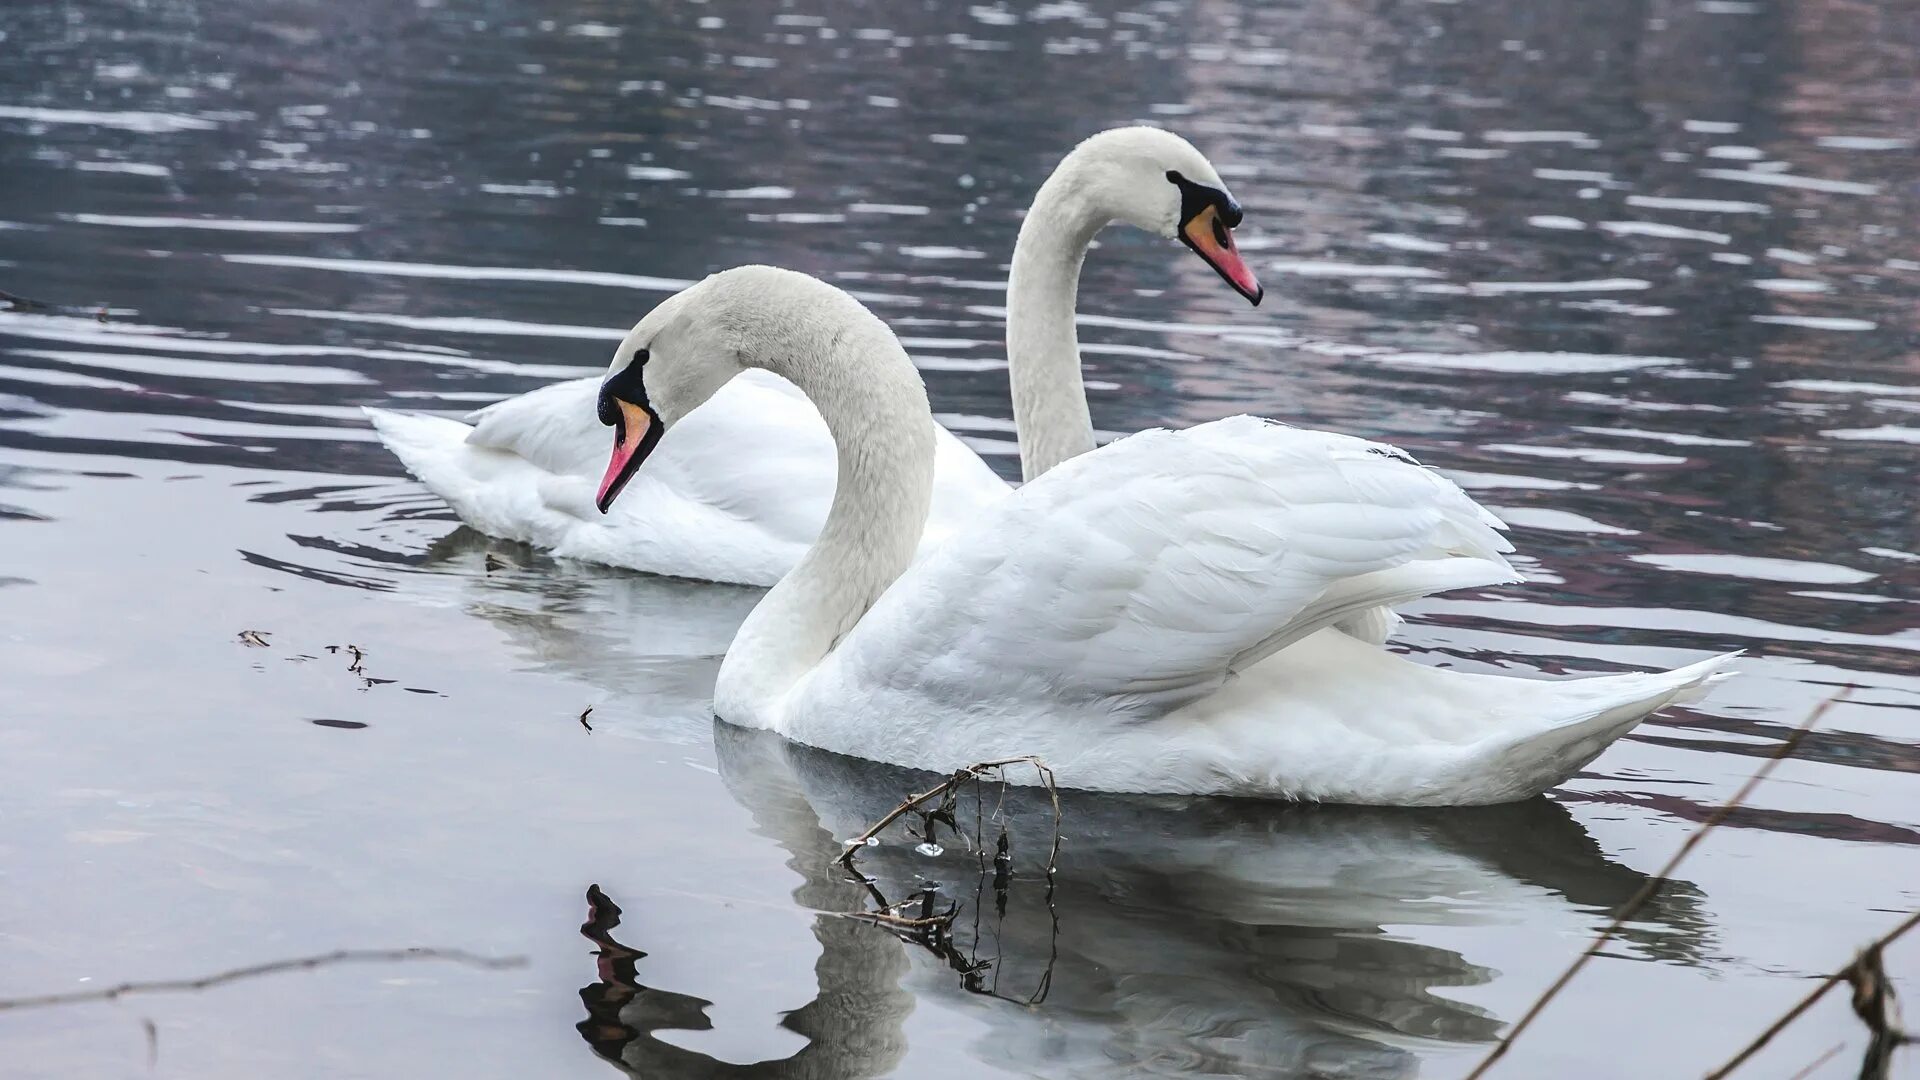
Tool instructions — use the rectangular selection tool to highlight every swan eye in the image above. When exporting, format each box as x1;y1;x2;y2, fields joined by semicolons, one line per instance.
597;349;651;427
1166;170;1243;231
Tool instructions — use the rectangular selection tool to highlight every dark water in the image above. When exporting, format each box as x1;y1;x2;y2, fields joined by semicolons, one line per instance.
2;0;1917;1076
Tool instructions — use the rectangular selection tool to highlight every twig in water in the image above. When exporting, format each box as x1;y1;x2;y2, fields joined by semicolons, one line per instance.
0;947;524;1012
0;288;54;312
1849;938;1914;1080
1705;909;1920;1079
834;755;1061;881
835;756;1064;1004
0;288;114;322
841;903;959;933
1465;688;1849;1079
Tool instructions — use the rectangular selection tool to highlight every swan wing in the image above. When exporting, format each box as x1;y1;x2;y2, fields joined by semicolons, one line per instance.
462;375;609;477
811;414;1516;716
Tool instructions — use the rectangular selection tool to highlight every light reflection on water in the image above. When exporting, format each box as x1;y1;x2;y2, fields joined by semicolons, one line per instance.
0;0;1915;1077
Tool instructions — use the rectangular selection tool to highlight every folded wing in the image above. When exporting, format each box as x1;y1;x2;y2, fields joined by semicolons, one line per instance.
811;415;1517;717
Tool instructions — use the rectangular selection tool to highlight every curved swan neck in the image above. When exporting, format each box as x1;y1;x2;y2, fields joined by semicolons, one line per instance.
716;293;935;716
1007;162;1110;483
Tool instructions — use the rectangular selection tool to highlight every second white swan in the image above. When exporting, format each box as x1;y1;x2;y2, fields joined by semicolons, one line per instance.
366;127;1262;584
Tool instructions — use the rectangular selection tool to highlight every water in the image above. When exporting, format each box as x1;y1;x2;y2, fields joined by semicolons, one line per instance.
1;0;1916;1076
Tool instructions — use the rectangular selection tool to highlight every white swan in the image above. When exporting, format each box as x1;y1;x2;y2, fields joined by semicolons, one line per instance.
364;127;1263;585
598;265;1737;805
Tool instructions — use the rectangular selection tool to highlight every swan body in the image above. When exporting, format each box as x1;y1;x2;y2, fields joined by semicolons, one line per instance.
366;127;1262;584
605;266;1737;806
366;372;1001;584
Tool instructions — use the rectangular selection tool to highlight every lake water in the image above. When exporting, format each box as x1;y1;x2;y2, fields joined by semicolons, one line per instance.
1;1;1916;1077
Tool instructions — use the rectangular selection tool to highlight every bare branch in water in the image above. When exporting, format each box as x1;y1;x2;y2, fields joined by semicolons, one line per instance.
0;288;111;321
1466;688;1849;1079
1848;937;1915;1080
0;288;55;312
1705;909;1920;1079
834;755;1061;880
0;947;526;1013
835;756;1064;1004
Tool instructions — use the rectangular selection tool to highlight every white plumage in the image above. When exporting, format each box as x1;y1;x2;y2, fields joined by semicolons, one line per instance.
366;371;1002;584
620;266;1737;806
800;418;1516;717
365;127;1257;586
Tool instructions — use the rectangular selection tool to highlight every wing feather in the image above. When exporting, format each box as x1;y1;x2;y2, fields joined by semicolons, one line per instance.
803;415;1518;721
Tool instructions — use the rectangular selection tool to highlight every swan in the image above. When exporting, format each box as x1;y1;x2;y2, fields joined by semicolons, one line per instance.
364;127;1263;585
596;265;1737;805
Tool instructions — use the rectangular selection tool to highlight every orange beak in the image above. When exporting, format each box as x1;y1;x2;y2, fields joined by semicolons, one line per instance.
596;397;658;513
1181;204;1263;305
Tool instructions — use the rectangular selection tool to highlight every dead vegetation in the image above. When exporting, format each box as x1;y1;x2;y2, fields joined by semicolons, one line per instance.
834;756;1064;1003
0;287;109;321
1466;689;1919;1079
0;947;524;1013
1706;911;1919;1079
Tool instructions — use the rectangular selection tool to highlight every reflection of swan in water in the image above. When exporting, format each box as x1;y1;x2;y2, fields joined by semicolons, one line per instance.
341;542;1714;1075
420;527;761;736
286;529;1717;1074
577;727;913;1080
578;884;911;1080
574;721;1713;1079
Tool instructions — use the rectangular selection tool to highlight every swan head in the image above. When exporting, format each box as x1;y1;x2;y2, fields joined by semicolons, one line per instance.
1069;126;1263;305
592;276;745;512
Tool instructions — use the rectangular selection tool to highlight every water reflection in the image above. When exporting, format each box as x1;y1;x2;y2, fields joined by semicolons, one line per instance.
579;882;912;1080
574;724;1709;1079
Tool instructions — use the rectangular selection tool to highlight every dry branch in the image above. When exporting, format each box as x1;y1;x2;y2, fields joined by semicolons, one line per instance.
1705;909;1920;1079
1465;689;1849;1079
834;755;1061;880
835;755;1064;1005
0;288;54;312
0;947;525;1012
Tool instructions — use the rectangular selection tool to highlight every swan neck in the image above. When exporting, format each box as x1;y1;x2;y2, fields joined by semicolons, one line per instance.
1007;173;1105;482
718;314;935;717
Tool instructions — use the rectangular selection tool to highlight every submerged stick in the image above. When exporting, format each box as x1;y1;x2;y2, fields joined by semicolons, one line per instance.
834;755;1065;1006
0;288;55;312
1465;688;1849;1078
0;288;110;321
0;947;525;1012
834;755;1061;880
1704;909;1920;1079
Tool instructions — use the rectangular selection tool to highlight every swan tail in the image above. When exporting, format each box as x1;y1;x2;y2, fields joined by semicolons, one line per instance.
1464;651;1742;804
362;405;487;503
364;406;594;543
363;407;475;488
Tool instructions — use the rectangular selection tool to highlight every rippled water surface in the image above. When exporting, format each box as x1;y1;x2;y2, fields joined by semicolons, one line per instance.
2;1;1917;1077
